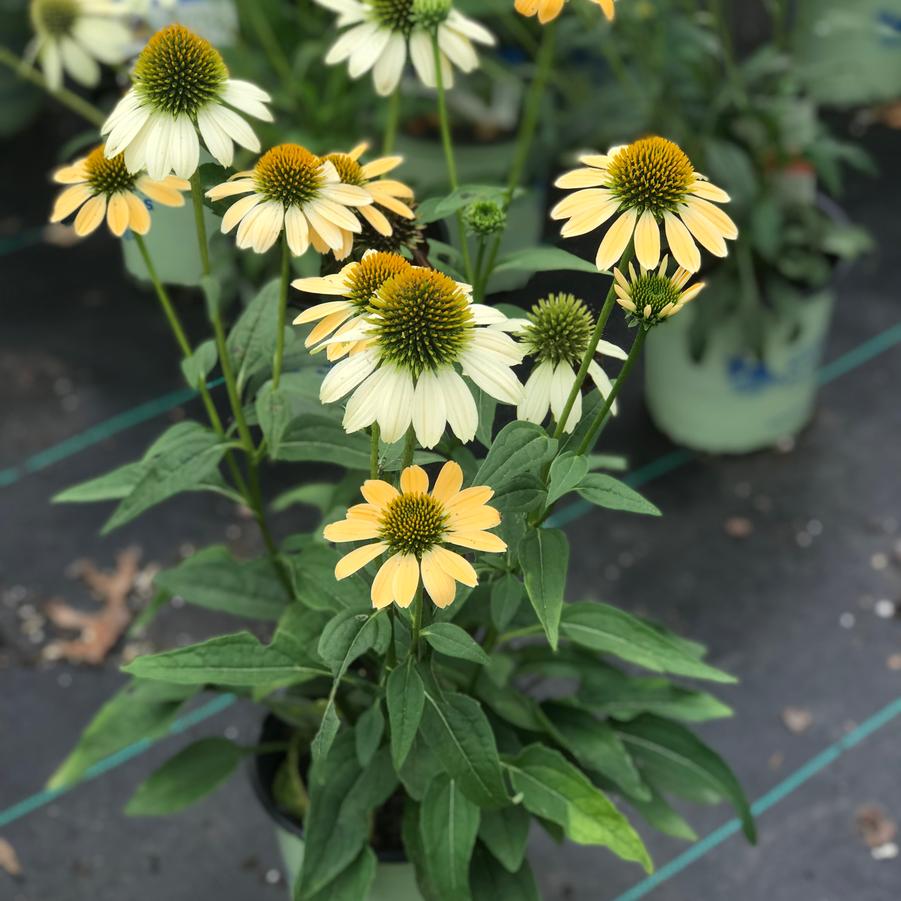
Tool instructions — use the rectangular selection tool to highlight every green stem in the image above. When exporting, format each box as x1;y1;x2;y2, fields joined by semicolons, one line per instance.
272;232;291;390
431;31;474;283
242;0;292;83
552;243;634;441
575;326;648;457
710;0;747;106
370;423;381;480
383;88;400;155
189;171;212;276
410;584;424;660
400;426;416;471
505;20;557;202
0;45;106;128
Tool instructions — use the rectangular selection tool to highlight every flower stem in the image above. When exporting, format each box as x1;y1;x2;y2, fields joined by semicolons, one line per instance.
430;31;474;283
575;325;648;457
552;243;634;441
370;423;381;480
272;232;291;390
410;583;424;660
189;172;212;275
0;45;106;128
400;426;416;471
383;88;400;155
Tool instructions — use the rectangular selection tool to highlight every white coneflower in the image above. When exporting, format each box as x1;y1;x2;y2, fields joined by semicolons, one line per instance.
324;461;506;609
205;144;371;257
613;257;706;326
27;0;131;91
517;293;625;433
324;143;415;239
551;136;737;273
315;0;495;97
101;23;273;180
49;144;189;238
293;250;412;359
315;267;524;447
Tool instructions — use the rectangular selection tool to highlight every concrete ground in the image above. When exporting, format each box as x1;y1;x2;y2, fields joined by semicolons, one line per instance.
0;112;899;901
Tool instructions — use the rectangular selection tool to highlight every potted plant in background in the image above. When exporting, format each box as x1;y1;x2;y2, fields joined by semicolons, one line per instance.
4;1;759;897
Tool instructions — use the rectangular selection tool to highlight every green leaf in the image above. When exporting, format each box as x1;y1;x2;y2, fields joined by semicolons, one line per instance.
271;602;330;667
420;775;480;901
470;846;540;901
478;805;531;873
423;623;490;666
291;544;371;612
227;278;281;393
475;421;557;493
256;382;294;458
180;339;217;388
48;681;197;789
506;745;652;872
355;702;385;768
418;184;508;223
540;701;650;801
561;603;736;683
387;659;426;770
317;610;388;675
490;574;524;631
546;453;589;506
576;473;661;516
616;715;756;843
300;847;376;901
53;462;144;503
122;632;328;686
493;245;602;277
311;703;341;765
125;738;243;815
103;423;229;533
277;414;372;470
272;483;336;514
154;546;291;621
419;688;508;809
519;528;569;651
629;784;698;842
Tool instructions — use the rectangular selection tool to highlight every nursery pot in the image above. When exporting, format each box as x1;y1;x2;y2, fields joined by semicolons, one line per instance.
249;716;422;900
643;285;836;453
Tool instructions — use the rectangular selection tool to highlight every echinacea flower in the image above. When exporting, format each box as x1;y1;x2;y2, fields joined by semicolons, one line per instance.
315;0;495;97
316;267;525;447
551;136;737;273
324;143;415;239
324;461;506;609
293;250;412;359
205;144;372;257
514;0;617;24
102;24;273;180
354;201;425;258
27;0;131;92
49;144;189;238
516;292;625;432
613;257;705;326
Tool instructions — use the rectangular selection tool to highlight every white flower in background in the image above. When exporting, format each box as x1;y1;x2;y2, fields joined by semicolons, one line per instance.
314;0;495;97
206;144;372;257
102;23;273;180
516;292;625;433
27;0;132;92
315;267;524;447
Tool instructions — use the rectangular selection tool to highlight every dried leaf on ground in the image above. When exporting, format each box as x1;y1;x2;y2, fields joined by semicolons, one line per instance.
0;838;22;877
781;706;813;735
724;517;753;538
855;805;897;849
43;548;141;665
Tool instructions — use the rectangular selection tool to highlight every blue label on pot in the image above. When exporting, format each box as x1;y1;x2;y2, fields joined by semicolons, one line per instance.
726;340;823;395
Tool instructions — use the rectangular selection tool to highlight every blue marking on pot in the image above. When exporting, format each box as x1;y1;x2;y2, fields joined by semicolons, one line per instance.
726;338;823;394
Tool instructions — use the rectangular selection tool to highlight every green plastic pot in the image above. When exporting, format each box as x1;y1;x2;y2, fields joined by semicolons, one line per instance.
644;287;836;453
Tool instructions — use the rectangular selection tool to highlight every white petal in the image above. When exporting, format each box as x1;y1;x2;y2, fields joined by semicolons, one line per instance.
412;369;447;449
321;348;380;403
436;367;478;443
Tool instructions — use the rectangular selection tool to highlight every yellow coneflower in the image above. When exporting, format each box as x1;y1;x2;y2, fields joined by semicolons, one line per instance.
324;461;506;610
315;267;524;447
102;24;272;180
324;143;415;239
27;0;131;92
613;256;706;325
49;145;189;238
315;0;495;97
551;136;737;273
292;250;412;360
205;144;372;258
516;293;625;432
514;0;618;24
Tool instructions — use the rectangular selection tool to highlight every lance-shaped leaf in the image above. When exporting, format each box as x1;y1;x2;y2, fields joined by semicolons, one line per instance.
519;528;569;650
387;659;426;770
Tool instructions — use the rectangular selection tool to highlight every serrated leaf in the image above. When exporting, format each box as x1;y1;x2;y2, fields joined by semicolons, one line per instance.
154;545;291;621
475;421;557;493
519;528;569;651
423;623;490;665
387;659;425;770
576;473;662;516
125;737;243;815
561;603;736;683
226;279;281;393
546;453;589;506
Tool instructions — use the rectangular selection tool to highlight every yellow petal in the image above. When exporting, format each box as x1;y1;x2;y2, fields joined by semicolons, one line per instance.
634;209;661;270
372;554;403;609
400;465;429;495
49;183;93;222
446;530;508;553
421;549;457;608
335;541;388;579
431;460;464;504
323;518;380;542
347;503;382;523
392;554;420;608
447;506;501;531
125;192;151;235
664;212;701;273
73;194;106;236
445;486;494;513
361;479;399;509
106;192;130;237
595;208;637;271
430;546;478;587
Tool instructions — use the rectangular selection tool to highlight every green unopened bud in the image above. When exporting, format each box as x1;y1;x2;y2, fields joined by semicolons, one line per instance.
462;199;506;237
412;0;452;30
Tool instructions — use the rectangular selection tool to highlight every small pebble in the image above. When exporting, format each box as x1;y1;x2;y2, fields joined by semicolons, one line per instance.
796;532;813;548
265;869;282;885
724;517;753;538
872;843;899;861
874;599;896;619
56;673;73;688
871;553;889;571
224;725;239;740
839;613;856;629
226;524;242;541
887;654;901;671
776;436;796;453
807;519;823;536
